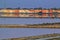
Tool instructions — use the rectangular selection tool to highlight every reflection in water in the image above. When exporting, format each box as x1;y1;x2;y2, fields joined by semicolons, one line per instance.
0;28;60;39
0;18;60;24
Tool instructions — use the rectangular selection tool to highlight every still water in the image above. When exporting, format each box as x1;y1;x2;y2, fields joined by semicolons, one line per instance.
0;18;60;39
0;18;60;24
0;28;60;39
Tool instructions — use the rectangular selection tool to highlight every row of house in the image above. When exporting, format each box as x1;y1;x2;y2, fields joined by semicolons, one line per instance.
0;8;60;18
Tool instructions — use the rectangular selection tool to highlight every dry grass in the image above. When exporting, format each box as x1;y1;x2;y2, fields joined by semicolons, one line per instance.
0;23;60;28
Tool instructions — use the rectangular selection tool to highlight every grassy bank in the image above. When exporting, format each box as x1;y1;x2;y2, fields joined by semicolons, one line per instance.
0;23;60;28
